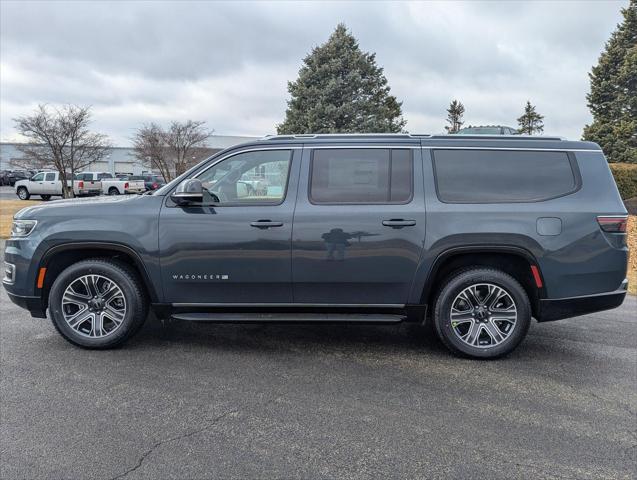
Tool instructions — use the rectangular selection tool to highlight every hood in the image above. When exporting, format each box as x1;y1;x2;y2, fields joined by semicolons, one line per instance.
14;193;160;220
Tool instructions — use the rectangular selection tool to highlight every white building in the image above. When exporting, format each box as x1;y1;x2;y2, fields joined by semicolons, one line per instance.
0;135;258;175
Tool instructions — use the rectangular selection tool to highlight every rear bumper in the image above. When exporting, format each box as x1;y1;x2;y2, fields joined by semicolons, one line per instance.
537;280;628;322
5;291;46;318
77;189;101;196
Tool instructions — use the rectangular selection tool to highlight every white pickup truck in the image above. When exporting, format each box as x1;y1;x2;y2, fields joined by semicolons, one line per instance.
15;171;102;200
77;172;146;195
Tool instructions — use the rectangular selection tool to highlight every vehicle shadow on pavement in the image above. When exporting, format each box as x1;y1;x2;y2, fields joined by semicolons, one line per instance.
129;315;453;357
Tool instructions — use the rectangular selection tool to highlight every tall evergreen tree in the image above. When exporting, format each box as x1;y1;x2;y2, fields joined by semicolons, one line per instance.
583;0;636;163
517;101;545;135
444;100;465;133
277;24;406;134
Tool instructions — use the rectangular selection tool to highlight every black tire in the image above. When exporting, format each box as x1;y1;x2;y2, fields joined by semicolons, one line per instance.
108;187;120;195
17;186;30;200
40;194;51;201
433;268;531;359
48;258;148;349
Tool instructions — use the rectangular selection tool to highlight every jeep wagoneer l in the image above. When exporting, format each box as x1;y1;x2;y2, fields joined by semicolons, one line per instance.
3;134;629;358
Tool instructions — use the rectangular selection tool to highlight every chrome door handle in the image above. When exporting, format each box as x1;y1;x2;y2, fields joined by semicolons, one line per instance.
250;220;284;229
382;219;416;228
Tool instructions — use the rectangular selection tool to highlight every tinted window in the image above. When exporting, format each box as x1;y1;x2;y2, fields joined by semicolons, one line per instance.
433;150;578;203
310;149;412;204
196;149;292;205
98;173;113;179
44;173;56;181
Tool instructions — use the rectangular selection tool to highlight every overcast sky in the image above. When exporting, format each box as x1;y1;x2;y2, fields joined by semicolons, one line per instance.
0;0;628;145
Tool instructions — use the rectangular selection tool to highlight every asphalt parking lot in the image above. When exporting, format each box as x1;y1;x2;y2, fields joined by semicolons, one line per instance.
0;185;17;200
1;253;635;479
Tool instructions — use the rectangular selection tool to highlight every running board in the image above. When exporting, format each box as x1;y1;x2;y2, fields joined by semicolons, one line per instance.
170;312;406;323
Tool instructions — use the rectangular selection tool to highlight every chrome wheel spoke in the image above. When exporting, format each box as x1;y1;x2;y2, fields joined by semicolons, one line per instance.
67;309;93;329
462;321;481;346
461;288;480;307
61;274;126;338
103;305;125;324
91;314;105;337
101;283;119;302
484;320;505;344
450;309;474;323
63;289;91;306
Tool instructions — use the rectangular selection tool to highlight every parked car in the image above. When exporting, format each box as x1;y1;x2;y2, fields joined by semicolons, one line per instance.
0;170;10;186
7;170;32;186
119;174;165;191
77;171;145;195
456;126;518;135
14;171;102;200
3;134;628;358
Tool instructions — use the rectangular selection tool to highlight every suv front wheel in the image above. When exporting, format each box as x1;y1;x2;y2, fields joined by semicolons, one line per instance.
17;187;30;200
433;268;531;359
48;258;148;348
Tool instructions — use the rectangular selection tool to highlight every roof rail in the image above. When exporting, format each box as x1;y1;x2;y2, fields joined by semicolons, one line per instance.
262;133;421;140
428;134;566;141
261;133;566;141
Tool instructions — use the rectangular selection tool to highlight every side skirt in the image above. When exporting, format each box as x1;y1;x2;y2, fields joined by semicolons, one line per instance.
150;304;427;324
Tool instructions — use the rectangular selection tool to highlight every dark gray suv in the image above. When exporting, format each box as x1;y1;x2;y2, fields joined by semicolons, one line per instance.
3;134;629;358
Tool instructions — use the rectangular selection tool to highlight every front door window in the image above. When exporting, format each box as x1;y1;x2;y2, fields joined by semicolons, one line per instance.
196;150;292;205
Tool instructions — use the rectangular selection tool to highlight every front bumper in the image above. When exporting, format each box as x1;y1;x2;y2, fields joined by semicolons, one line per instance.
5;291;47;318
537;280;628;322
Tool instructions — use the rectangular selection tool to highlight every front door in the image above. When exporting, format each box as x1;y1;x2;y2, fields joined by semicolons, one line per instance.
292;146;426;305
159;147;300;305
29;173;46;194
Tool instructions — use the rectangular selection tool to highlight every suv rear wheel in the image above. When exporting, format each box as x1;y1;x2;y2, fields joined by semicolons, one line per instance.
433;268;531;359
48;258;148;348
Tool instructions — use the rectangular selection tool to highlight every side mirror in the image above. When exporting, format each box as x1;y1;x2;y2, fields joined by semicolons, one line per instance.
171;178;203;205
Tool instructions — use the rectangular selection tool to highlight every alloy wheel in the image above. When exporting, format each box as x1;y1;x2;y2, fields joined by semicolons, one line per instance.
450;283;517;349
61;274;127;338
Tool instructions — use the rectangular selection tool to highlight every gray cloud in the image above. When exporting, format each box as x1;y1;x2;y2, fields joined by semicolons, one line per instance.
0;0;628;144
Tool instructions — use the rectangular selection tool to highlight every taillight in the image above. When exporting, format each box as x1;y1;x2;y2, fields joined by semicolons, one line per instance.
152;182;159;189
597;215;627;233
78;181;84;189
124;182;129;189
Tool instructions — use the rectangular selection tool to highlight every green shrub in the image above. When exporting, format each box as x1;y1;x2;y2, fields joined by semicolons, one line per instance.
609;163;637;199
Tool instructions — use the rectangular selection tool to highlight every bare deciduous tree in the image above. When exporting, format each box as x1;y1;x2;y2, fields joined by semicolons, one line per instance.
13;105;111;197
131;123;172;183
132;120;213;181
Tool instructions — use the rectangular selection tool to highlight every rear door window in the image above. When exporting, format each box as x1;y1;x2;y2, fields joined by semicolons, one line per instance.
310;149;413;204
44;173;56;181
432;149;579;203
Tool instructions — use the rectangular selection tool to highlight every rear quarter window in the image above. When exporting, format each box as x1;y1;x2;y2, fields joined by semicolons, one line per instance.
432;149;580;203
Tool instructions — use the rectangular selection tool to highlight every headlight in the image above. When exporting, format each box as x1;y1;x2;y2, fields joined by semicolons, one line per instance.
11;219;37;237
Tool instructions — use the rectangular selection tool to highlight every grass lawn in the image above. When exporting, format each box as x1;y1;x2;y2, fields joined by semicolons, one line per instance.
1;197;636;294
0;199;41;239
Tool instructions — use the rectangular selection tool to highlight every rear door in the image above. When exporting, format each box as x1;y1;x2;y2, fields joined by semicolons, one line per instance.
43;172;57;194
292;145;426;305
